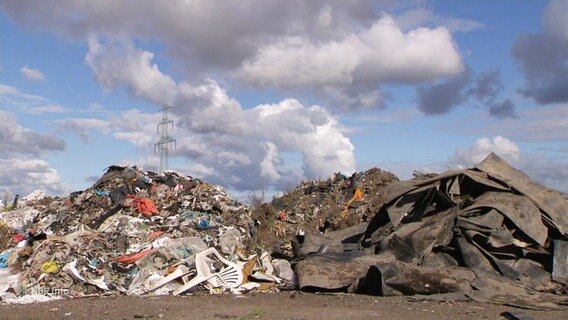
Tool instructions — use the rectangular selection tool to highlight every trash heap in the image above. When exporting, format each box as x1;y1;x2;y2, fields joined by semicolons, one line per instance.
293;153;568;310
0;165;294;303
2;154;568;309
254;168;398;255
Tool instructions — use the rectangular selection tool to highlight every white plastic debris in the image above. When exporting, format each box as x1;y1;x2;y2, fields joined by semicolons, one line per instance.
62;259;109;291
20;190;46;206
0;207;40;229
2;294;62;304
272;259;295;283
218;228;243;255
0;269;20;297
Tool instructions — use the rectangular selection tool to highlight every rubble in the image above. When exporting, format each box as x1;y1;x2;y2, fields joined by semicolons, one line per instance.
292;153;568;310
254;168;398;255
1;153;567;310
0;165;287;303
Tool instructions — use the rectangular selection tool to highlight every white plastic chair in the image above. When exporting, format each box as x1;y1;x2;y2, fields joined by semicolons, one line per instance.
148;265;192;292
173;247;243;295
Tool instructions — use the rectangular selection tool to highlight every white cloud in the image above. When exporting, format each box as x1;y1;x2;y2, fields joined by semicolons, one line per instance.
174;82;356;189
379;136;567;193
259;141;281;183
0;83;68;115
0;110;65;156
0;110;67;196
1;2;466;110
237;15;463;88
0;158;66;196
0;83;20;95
20;65;45;81
452;136;567;193
395;8;484;33
85;35;177;105
0;1;383;73
61;76;355;191
238;36;360;88
455;136;520;166
543;0;568;41
78;36;358;191
25;104;66;114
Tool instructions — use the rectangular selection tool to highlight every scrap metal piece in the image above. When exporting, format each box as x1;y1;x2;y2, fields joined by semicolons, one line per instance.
552;240;568;285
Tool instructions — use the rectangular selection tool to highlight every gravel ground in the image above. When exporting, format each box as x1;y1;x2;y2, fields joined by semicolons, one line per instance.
1;292;567;320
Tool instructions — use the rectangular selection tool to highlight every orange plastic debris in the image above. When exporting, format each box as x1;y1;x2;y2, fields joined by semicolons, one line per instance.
128;196;158;216
351;187;363;202
341;187;364;219
116;248;156;264
147;230;164;241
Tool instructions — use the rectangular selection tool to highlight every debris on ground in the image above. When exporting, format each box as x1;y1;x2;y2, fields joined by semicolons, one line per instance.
292;153;568;310
1;153;568;310
254;168;398;256
0;165;288;303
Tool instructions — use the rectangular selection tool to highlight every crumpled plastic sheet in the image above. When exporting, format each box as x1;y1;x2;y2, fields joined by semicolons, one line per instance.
293;153;568;310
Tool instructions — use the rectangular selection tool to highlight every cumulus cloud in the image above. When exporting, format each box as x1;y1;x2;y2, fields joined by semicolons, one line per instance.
0;110;65;156
238;15;463;88
0;1;380;72
417;69;517;118
20;65;45;81
0;158;67;196
1;1;469;110
512;0;568;104
452;135;568;193
417;69;471;115
66;34;352;191
61;78;355;192
173;81;356;189
85;36;177;105
0;110;67;196
454;136;520;166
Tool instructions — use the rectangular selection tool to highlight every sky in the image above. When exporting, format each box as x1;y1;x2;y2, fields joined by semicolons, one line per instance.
0;0;567;200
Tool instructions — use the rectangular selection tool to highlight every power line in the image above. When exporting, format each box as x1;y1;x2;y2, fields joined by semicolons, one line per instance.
154;105;176;173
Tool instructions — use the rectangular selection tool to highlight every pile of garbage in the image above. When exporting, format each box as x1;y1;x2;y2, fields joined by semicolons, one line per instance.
292;153;568;310
2;154;568;310
253;168;398;254
0;165;294;304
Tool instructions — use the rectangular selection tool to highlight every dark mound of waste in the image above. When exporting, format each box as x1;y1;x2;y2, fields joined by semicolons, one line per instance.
293;153;568;310
252;168;398;255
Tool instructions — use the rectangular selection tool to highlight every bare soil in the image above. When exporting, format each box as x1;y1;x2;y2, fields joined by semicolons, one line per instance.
1;292;567;320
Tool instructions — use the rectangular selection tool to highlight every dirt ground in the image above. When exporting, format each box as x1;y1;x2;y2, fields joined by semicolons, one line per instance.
1;292;567;320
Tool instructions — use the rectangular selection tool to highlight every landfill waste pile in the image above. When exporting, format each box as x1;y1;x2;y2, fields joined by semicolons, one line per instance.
253;168;399;256
1;153;568;310
0;165;293;304
291;153;568;310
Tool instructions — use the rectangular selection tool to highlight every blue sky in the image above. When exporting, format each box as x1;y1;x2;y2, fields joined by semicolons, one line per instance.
0;0;566;200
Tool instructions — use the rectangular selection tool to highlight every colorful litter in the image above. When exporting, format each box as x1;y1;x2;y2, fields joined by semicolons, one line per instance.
0;154;567;310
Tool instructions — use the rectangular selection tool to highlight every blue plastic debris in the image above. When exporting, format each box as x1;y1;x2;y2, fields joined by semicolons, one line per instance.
197;219;209;229
0;250;11;268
